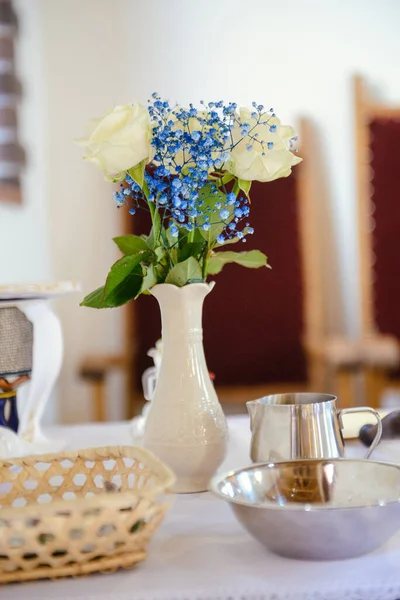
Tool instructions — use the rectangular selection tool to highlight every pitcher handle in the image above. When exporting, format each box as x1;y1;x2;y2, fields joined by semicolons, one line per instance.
141;366;157;401
339;407;382;459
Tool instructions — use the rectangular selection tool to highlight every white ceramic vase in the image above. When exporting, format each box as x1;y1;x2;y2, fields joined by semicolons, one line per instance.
143;282;228;493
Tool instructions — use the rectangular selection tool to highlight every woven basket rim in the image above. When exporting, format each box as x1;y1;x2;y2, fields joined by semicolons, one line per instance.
0;445;176;519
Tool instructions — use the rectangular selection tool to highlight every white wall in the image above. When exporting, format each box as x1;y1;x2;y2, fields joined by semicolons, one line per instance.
0;1;57;422
36;0;132;422
0;0;49;284
7;0;400;423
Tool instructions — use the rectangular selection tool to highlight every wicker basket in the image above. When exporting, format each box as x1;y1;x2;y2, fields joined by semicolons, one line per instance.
0;446;175;583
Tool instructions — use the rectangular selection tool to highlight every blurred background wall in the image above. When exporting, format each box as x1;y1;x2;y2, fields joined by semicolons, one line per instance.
1;0;400;423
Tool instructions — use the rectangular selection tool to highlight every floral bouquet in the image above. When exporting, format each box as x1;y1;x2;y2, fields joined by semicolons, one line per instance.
78;95;301;308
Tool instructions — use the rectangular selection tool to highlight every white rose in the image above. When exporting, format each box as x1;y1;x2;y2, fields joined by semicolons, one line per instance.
78;103;153;179
225;107;302;182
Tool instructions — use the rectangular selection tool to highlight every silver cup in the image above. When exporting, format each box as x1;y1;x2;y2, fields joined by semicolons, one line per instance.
247;393;382;462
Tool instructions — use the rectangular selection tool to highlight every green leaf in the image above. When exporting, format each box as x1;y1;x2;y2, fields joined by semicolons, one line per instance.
80;286;110;309
221;172;234;185
154;262;168;283
207;250;268;275
128;159;147;188
104;252;152;300
179;241;206;262
238;178;252;198
166;227;179;247
140;264;158;295
106;266;143;306
164;229;179;264
147;210;162;250
197;185;234;244
155;246;165;261
113;234;149;255
165;257;203;287
192;228;206;244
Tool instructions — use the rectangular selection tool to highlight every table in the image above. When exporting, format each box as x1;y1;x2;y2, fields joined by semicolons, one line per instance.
3;415;400;600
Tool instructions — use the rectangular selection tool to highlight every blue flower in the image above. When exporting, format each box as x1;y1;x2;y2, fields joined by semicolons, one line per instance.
172;196;181;208
191;131;201;143
143;94;261;242
171;178;182;190
216;234;225;244
170;224;179;237
113;191;125;206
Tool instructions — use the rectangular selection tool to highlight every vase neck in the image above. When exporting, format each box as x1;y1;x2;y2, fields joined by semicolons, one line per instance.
151;283;213;345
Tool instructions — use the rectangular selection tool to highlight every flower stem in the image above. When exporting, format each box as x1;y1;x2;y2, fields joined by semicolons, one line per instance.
142;180;155;223
202;247;210;280
188;219;195;243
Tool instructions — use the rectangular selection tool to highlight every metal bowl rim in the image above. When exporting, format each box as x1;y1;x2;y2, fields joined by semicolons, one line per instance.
247;393;337;406
210;458;400;512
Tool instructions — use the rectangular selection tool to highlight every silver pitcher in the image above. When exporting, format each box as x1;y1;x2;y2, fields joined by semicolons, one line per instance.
247;393;382;462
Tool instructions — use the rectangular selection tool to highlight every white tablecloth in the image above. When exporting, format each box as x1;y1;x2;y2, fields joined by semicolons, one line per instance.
3;415;400;600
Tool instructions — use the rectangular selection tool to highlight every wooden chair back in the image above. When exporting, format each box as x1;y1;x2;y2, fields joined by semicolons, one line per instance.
354;75;400;340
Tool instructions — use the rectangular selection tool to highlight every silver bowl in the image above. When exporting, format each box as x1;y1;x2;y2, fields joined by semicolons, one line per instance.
210;459;400;560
